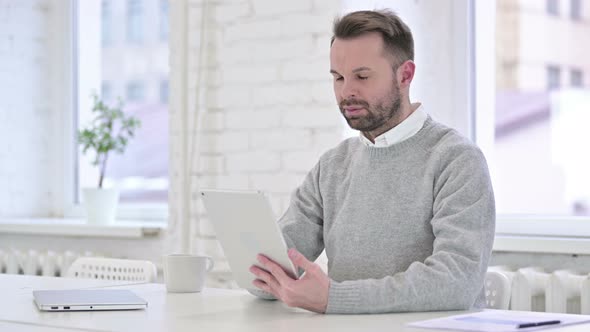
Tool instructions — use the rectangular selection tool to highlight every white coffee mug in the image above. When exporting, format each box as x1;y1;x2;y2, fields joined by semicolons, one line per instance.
163;254;214;293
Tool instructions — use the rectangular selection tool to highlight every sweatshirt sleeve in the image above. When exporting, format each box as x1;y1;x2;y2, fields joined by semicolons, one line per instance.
326;144;495;314
279;161;325;266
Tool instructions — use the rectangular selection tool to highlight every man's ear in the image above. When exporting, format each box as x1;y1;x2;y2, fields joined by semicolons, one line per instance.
397;60;416;88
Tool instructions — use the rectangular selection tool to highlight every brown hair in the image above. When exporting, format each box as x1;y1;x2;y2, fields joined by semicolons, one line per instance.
331;9;414;66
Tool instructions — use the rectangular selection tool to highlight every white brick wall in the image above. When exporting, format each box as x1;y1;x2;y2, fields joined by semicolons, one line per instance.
199;132;249;153
251;0;313;17
0;0;56;217
169;0;342;287
226;151;281;172
225;110;281;130
249;129;312;151
281;106;342;128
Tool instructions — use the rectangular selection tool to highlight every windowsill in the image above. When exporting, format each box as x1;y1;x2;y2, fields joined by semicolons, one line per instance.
0;218;166;239
3;218;588;253
492;216;590;255
493;234;590;255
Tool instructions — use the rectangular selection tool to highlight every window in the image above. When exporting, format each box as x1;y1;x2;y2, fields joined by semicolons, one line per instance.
571;69;584;87
570;0;582;20
493;2;590;217
101;0;111;46
126;81;145;101
547;65;561;90
127;0;143;43
101;82;112;101
160;80;169;103
547;0;559;15
76;0;169;210
160;0;169;41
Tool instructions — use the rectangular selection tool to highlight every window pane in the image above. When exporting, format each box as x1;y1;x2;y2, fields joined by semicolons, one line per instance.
571;0;582;20
547;0;559;15
547;65;561;90
571;69;584;87
160;80;168;103
495;1;590;216
77;0;169;204
126;81;145;101
101;81;112;101
101;0;111;46
127;0;143;43
160;0;169;41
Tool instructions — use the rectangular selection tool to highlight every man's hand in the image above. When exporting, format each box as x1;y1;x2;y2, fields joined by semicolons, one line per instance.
249;248;330;313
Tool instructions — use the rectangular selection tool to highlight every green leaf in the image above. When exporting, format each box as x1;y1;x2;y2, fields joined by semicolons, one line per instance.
77;93;142;186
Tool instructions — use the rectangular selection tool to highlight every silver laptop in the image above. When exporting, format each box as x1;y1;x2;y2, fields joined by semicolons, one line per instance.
33;289;147;311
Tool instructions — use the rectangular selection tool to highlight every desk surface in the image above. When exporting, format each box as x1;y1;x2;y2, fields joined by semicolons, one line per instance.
2;274;590;332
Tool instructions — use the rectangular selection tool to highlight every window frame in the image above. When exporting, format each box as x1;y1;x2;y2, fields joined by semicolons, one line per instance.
474;0;590;253
62;0;168;222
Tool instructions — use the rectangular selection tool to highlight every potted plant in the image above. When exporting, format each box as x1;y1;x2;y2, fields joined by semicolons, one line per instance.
77;94;141;224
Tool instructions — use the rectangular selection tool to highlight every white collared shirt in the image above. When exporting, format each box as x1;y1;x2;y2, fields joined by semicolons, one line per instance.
359;103;427;148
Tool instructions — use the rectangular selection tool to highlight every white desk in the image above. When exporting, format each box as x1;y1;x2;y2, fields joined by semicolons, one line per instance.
2;274;590;332
0;321;83;332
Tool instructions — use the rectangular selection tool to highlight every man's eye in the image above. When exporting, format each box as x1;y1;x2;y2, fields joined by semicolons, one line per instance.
358;76;368;80
334;76;343;81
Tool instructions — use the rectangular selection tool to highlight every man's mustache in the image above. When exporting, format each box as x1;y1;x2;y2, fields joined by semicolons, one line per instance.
339;99;370;109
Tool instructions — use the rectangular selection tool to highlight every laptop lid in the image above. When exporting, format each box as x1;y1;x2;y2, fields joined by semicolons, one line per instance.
33;289;147;311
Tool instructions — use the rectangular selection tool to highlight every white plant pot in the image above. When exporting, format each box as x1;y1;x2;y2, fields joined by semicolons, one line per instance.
82;188;119;224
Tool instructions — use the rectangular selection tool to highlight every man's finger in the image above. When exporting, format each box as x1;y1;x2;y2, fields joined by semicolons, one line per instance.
287;248;315;271
250;265;281;291
257;254;294;285
252;279;277;298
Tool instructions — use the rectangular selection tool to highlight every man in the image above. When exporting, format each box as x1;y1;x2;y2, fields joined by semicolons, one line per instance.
249;9;495;314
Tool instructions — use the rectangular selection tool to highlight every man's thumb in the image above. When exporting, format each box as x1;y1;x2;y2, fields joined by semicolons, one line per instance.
288;248;312;270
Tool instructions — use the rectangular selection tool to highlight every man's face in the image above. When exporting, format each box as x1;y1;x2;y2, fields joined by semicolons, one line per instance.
330;32;401;135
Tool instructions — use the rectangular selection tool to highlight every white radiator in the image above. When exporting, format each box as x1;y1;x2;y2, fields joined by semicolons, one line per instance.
0;249;98;277
490;265;590;314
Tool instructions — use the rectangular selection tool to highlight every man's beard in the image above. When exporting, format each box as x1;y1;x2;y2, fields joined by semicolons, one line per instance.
339;83;401;132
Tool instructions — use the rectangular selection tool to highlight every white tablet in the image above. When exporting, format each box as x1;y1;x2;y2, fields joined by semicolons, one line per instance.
33;289;147;311
200;189;298;290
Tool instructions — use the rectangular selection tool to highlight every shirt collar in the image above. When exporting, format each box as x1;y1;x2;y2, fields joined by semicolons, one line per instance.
360;103;427;148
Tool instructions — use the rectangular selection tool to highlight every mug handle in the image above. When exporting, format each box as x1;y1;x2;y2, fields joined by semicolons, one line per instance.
206;257;215;272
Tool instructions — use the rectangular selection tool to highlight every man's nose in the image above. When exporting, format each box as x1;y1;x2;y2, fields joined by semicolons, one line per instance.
341;80;358;99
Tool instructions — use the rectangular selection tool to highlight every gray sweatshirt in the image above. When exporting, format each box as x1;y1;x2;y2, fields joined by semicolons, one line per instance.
278;116;496;314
